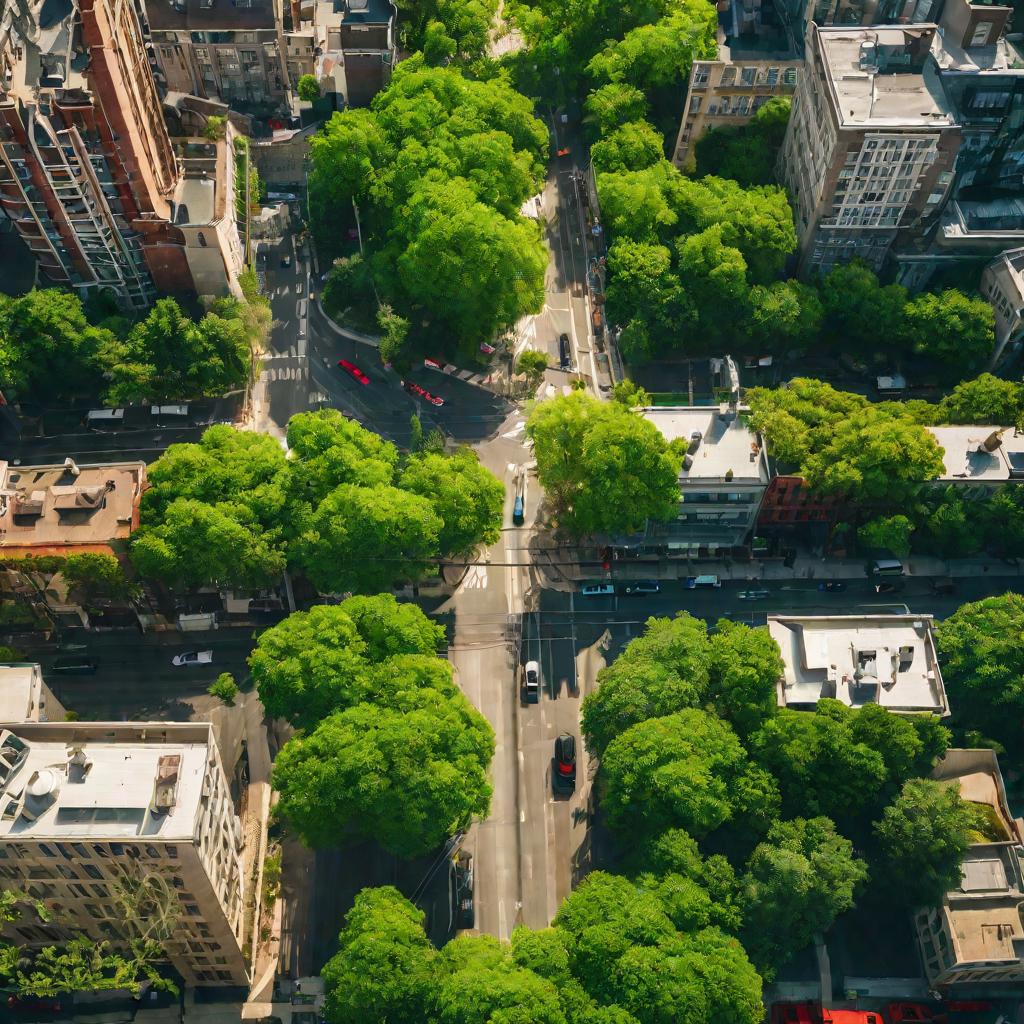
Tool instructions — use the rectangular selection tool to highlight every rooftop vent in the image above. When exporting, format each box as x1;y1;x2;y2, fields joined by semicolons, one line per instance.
63;457;80;477
979;430;1004;453
152;754;181;815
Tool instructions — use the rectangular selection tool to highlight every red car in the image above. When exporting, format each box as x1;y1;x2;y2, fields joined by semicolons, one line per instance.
402;380;445;407
557;147;571;157
338;359;370;385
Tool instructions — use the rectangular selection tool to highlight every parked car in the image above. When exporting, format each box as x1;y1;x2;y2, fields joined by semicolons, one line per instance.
558;333;571;371
172;650;214;667
552;733;577;793
522;661;540;704
454;851;475;931
512;494;525;525
738;589;770;600
818;581;846;592
402;379;445;407
874;581;904;594
338;358;370;385
50;656;98;676
929;577;955;595
685;574;721;588
556;146;571;157
622;580;660;595
580;583;615;597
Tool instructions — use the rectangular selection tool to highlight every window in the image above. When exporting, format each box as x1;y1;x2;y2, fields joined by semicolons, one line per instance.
38;844;56;858
83;863;102;880
970;22;992;46
689;96;701;113
766;67;778;85
720;66;736;86
783;68;797;86
740;67;756;86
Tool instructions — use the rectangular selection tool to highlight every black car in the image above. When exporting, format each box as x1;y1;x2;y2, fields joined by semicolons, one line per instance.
817;581;846;593
875;581;904;594
453;850;475;931
553;733;577;793
623;580;660;595
558;333;571;371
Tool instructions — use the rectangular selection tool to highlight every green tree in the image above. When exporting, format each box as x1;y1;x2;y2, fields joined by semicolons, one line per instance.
582;613;711;756
202;115;226;140
96;298;250;405
272;689;494;856
935;593;1024;754
904;289;995;377
131;498;286;589
741;817;867;976
62;553;135;603
937;373;1024;426
707;619;783;736
584;83;649;136
526;392;682;536
400;448;504;555
746;280;822;353
517;349;550;383
297;73;320;101
820;262;908;356
586;1;717;90
597;162;681;244
873;778;982;907
423;19;458;63
249;600;445;727
611;379;651;407
600;709;779;840
321;887;435;1024
378;304;412;369
605;239;690;349
693;97;790;185
322;254;379;324
675;225;750;343
591;121;665;173
208;673;238;707
292;483;442;594
857;514;913;557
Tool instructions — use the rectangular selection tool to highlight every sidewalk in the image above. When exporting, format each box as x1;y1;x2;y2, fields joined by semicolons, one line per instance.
532;545;1024;588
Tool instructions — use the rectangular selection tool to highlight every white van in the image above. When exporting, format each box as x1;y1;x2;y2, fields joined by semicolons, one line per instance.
85;408;124;429
686;574;721;589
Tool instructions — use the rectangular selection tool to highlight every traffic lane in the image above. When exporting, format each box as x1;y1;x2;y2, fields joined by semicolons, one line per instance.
35;630;255;721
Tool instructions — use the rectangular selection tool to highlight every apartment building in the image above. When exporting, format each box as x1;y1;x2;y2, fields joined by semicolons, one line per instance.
315;0;396;108
778;24;961;277
672;47;799;171
768;613;949;715
0;722;249;986
144;0;290;111
915;749;1024;987
980;247;1024;366
638;404;772;556
0;0;245;307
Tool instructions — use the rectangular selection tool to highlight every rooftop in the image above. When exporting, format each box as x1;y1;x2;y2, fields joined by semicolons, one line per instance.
928;425;1024;482
0;723;217;840
816;25;955;127
640;407;770;485
145;0;278;32
933;27;1024;73
0;458;145;552
173;175;216;225
0;663;62;723
932;749;1024;846
768;613;949;715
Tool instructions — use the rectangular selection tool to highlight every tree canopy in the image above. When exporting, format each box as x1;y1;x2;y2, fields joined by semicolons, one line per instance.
935;593;1024;755
693;98;790;186
132;413;503;592
308;61;548;355
526;391;682;536
873;779;983;907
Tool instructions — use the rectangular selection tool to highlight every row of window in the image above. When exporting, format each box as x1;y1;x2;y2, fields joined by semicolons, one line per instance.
692;65;797;88
0;841;179;861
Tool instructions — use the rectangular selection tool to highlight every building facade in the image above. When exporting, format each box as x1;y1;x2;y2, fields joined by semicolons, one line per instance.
0;0;244;307
144;0;291;112
778;24;961;277
638;404;771;556
0;722;249;986
915;749;1024;987
672;53;800;171
980;247;1024;367
314;0;396;108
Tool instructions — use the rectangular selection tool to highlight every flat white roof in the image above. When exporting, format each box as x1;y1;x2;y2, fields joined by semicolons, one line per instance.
769;614;948;715
0;725;212;841
929;426;1024;482
640;407;769;484
818;26;954;127
0;664;42;722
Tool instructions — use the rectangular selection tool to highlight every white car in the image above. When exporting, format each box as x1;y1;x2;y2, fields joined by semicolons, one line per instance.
172;650;214;667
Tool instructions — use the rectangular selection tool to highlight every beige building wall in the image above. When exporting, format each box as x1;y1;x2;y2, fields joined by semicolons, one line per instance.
673;56;799;171
981;248;1024;366
0;723;249;987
